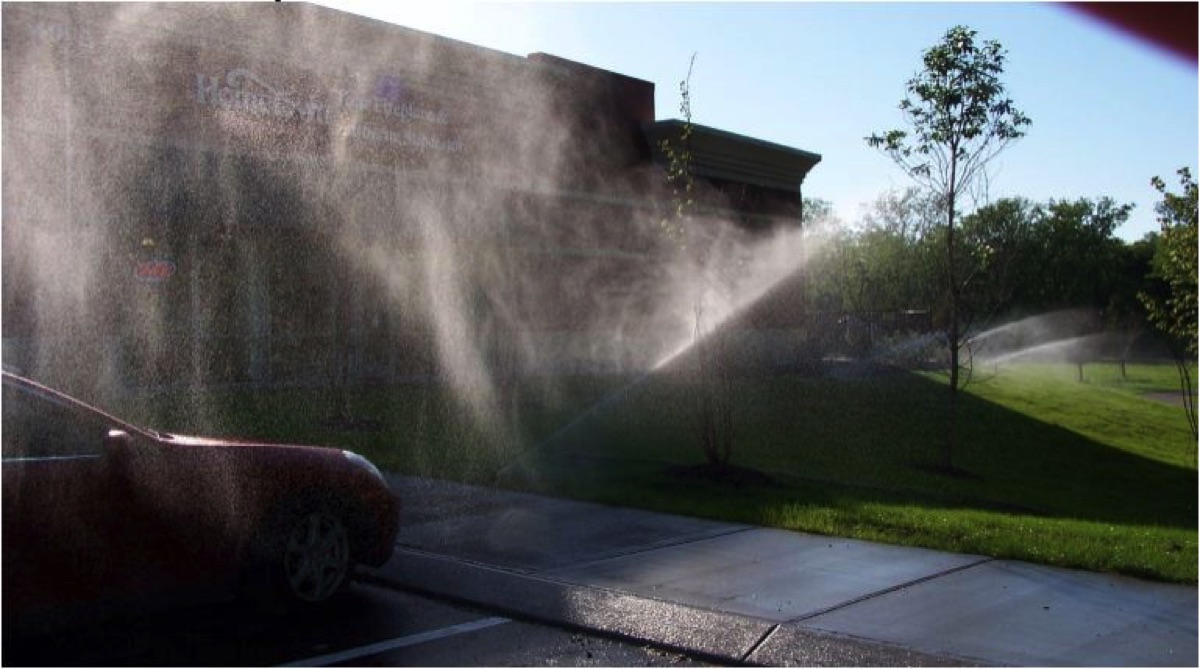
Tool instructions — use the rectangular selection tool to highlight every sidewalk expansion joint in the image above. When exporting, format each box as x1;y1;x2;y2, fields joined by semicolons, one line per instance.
530;526;757;576
739;623;780;664
784;557;995;625
387;544;542;575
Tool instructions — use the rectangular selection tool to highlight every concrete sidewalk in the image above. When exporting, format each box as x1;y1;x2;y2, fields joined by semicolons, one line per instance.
364;474;1197;666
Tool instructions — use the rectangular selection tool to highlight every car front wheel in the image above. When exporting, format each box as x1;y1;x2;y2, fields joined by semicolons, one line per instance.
245;500;353;609
283;508;351;603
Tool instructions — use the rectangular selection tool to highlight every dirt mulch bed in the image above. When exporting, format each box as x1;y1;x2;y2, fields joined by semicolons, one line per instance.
664;462;779;488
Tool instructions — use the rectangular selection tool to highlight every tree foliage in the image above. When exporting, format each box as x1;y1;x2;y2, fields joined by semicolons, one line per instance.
801;197;835;227
842;188;942;314
866;26;1032;206
828;194;1135;336
659;53;697;242
1141;168;1198;443
982;197;1132;315
1142;168;1198;357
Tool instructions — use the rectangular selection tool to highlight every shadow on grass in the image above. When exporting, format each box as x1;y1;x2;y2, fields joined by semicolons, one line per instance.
514;366;1196;531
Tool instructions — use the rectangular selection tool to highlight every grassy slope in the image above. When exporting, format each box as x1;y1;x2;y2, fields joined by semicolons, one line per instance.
112;363;1198;583
511;362;1198;583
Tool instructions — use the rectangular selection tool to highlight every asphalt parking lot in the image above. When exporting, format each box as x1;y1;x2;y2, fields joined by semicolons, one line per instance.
2;582;708;667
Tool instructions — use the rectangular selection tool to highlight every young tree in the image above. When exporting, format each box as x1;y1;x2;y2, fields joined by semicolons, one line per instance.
1141;168;1198;441
659;54;736;470
866;25;1031;473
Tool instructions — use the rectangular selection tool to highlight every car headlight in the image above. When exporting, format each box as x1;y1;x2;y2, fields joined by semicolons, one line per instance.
342;450;386;484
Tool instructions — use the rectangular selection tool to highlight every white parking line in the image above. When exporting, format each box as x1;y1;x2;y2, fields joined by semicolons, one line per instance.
280;616;511;667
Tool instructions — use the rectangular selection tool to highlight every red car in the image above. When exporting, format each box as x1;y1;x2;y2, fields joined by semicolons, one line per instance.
2;370;399;625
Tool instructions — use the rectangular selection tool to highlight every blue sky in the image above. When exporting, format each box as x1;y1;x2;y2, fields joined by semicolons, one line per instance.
313;1;1197;241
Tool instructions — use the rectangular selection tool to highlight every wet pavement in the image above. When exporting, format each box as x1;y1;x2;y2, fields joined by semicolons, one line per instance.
366;474;1197;667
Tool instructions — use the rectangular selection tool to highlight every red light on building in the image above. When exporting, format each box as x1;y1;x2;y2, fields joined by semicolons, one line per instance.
136;259;176;282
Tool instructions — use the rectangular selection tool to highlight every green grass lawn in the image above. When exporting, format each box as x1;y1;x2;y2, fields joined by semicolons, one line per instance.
512;362;1196;582
110;361;1198;583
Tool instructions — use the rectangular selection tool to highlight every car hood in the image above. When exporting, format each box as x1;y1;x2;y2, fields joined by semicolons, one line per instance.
149;434;393;493
161;434;327;452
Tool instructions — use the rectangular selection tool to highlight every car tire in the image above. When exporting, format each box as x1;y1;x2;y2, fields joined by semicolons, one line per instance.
244;497;353;609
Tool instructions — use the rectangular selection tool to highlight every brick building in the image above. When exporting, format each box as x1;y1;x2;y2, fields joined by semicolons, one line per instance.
2;3;820;396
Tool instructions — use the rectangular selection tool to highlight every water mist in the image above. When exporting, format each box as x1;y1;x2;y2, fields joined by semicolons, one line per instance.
2;3;826;483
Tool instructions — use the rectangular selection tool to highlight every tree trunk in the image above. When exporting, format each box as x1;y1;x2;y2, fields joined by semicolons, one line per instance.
944;161;960;474
1172;350;1198;456
946;314;959;472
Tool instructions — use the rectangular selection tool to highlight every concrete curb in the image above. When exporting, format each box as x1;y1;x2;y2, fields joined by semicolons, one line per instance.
364;547;980;666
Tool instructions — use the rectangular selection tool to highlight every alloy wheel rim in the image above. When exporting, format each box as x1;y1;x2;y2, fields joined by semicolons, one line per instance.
283;510;350;602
